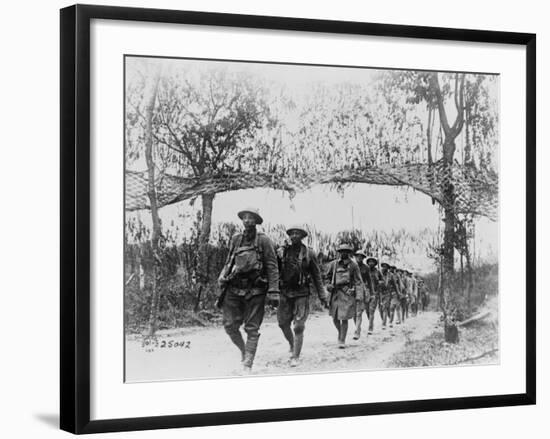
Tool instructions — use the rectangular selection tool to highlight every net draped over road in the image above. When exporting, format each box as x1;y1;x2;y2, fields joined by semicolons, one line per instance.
125;160;498;221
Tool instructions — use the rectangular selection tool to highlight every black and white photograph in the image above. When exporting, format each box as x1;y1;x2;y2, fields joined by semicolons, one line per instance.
1;0;544;436
124;56;500;382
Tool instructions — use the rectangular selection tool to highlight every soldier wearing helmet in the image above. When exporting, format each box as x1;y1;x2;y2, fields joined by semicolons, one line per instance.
324;244;365;348
365;256;383;335
352;250;371;340
378;262;400;329
388;265;403;327
276;225;328;367
217;207;280;373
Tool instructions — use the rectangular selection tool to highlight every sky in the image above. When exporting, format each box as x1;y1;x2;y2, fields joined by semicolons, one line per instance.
127;183;499;273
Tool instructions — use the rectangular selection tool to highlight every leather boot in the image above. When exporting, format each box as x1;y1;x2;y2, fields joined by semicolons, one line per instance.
338;321;348;348
242;334;260;370
226;328;245;361
368;312;374;334
290;332;304;366
353;314;361;340
280;325;294;354
333;318;341;341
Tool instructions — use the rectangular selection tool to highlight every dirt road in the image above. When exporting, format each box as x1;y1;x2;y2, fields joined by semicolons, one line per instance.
125;310;440;382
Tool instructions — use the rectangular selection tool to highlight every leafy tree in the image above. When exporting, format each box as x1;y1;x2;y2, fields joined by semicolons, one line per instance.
152;67;272;285
125;59;163;335
376;70;498;341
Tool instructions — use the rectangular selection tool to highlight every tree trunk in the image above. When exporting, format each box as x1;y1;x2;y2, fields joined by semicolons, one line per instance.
460;252;464;294
464;106;472;164
194;284;203;314
198;193;215;286
441;145;457;342
465;244;474;314
144;68;161;337
427;105;434;165
429;72;464;343
438;253;444;312
444;321;459;343
136;250;143;292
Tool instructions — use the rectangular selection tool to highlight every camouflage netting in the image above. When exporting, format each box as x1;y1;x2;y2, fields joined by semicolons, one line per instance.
125;160;498;220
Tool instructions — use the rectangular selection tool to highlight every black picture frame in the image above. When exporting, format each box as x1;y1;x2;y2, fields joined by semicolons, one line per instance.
60;3;536;434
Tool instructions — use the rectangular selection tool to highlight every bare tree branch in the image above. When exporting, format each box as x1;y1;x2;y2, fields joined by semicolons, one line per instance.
430;73;451;135
452;74;466;135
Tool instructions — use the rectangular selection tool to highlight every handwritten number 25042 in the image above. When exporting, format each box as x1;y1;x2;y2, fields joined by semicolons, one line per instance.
142;339;191;349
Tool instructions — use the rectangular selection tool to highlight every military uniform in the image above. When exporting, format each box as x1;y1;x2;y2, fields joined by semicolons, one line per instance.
353;253;371;339
325;246;364;348
408;274;418;315
326;258;364;320
400;271;410;322
418;280;429;312
219;209;279;370
412;276;419;312
388;267;403;326
277;237;327;363
379;264;401;328
366;263;382;333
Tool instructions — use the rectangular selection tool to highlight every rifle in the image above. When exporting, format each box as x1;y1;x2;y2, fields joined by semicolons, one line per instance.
215;259;235;309
215;236;241;309
215;283;229;309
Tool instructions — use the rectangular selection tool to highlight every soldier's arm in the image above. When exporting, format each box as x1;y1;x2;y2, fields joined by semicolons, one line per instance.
372;271;381;291
219;234;237;282
392;274;401;294
352;264;365;301
261;236;280;293
365;270;374;296
308;249;328;301
324;261;335;292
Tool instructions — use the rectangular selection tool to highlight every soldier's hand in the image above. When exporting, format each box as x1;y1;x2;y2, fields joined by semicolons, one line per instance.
266;291;280;308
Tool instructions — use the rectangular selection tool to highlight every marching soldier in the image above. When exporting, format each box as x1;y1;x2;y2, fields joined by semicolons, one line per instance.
378;263;391;329
411;272;419;315
389;266;403;326
418;278;430;312
353;251;371;340
399;269;410;322
277;225;328;367
325;244;365;348
406;271;418;316
217;207;280;372
365;256;382;334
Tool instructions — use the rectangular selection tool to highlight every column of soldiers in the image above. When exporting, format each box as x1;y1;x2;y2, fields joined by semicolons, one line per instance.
217;207;429;373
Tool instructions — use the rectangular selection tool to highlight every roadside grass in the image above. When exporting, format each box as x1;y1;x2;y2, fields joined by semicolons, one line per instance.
389;319;498;368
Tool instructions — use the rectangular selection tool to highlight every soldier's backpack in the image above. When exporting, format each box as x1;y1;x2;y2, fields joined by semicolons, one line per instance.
330;259;355;289
227;232;264;281
280;244;311;289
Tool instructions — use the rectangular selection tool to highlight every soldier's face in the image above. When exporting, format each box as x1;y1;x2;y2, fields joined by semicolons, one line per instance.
241;213;257;230
288;230;303;245
356;255;365;264
367;261;376;268
340;251;350;260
